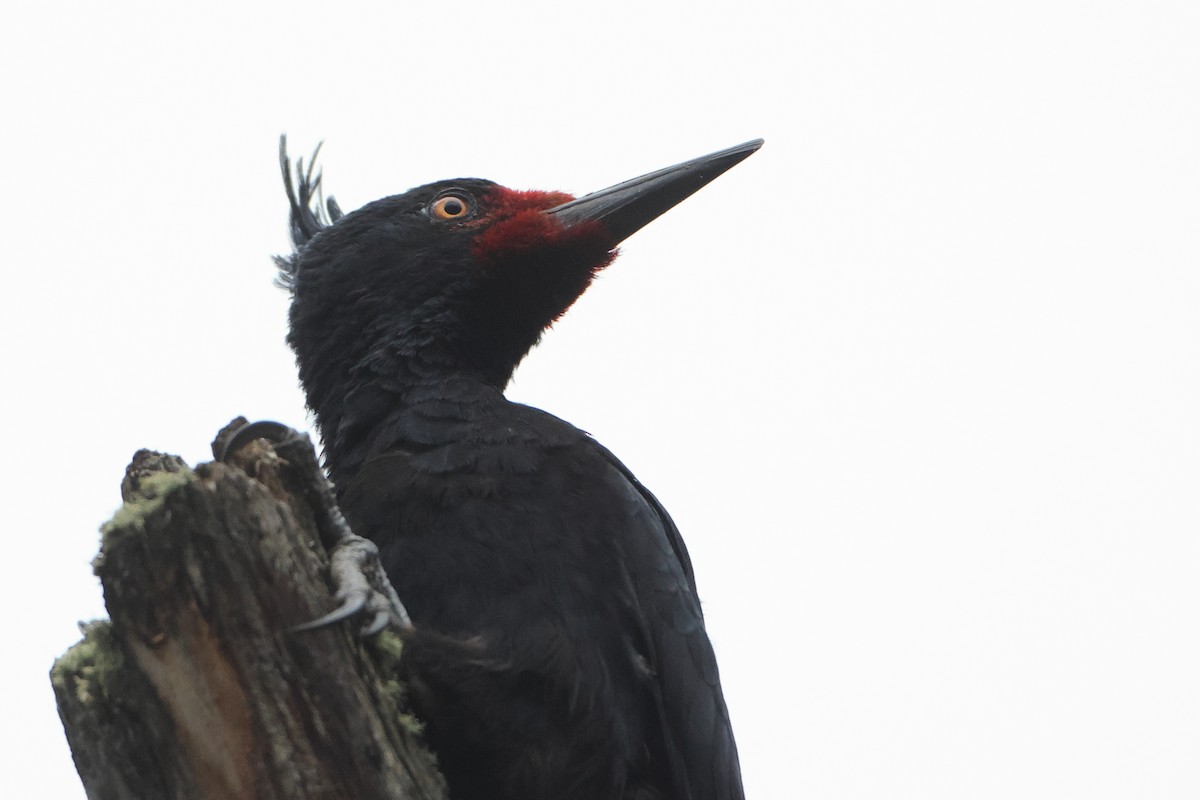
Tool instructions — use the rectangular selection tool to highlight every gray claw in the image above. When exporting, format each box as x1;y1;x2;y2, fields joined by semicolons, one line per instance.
361;611;391;637
218;420;299;462
289;594;368;633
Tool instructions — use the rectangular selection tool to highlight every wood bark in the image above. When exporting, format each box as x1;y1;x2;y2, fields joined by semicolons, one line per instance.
50;422;447;800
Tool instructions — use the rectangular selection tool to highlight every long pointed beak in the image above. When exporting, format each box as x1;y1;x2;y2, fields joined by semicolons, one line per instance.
546;139;764;245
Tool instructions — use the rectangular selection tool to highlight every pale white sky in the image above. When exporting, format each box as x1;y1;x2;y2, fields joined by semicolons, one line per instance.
2;2;1198;797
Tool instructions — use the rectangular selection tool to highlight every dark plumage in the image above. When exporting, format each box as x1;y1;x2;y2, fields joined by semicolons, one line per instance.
277;137;760;800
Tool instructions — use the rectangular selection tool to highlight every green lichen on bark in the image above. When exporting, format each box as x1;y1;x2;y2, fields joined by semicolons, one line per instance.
98;467;193;545
367;632;425;734
50;620;124;707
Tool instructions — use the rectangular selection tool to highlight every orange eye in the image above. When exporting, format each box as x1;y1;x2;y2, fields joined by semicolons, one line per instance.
430;194;471;220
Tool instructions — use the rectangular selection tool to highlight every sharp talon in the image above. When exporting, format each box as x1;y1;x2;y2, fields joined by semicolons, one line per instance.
289;593;368;633
361;610;391;637
219;420;298;462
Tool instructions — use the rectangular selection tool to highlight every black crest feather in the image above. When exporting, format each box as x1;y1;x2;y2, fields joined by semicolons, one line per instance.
274;134;344;289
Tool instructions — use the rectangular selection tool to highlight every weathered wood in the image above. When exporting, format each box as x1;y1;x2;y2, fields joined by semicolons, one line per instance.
51;426;446;800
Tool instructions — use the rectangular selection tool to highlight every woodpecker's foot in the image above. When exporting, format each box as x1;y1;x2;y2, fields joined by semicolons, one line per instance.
218;418;413;637
291;534;413;636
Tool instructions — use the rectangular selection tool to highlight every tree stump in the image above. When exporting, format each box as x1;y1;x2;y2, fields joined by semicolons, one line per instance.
50;421;447;800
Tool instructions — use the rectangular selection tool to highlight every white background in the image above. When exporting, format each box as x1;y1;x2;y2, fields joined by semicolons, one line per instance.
2;2;1197;797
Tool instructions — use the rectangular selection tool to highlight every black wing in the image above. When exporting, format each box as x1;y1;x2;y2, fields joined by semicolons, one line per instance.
589;439;745;800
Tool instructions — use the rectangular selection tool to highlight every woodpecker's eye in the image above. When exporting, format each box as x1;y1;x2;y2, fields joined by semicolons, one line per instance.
430;194;471;220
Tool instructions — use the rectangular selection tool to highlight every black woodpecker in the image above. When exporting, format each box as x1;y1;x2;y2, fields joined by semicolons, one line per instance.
275;138;763;800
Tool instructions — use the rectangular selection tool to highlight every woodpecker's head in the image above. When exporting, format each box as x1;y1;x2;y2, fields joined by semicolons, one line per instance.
276;138;762;421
